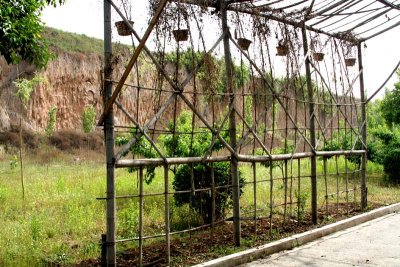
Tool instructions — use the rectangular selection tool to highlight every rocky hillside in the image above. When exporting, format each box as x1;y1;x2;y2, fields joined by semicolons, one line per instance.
0;28;158;132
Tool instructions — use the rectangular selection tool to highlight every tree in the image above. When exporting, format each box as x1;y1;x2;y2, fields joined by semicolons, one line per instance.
366;70;400;183
0;0;66;68
45;106;57;137
82;105;96;134
82;105;96;153
13;74;44;199
380;71;400;128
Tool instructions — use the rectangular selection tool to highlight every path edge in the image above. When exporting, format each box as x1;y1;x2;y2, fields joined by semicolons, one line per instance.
193;203;400;267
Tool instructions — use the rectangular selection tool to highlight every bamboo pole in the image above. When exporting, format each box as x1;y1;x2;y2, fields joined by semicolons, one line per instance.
358;43;368;210
301;25;318;224
323;157;328;218
103;0;116;265
164;164;170;265
220;0;241;246
252;162;257;236
138;167;144;267
115;150;365;168
211;164;216;241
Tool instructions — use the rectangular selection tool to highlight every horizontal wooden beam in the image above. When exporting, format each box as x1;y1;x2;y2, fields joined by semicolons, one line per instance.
116;150;366;167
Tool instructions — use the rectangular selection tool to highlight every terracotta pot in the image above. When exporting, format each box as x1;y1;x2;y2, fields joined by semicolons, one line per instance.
276;45;288;56
237;38;252;51
115;20;134;36
312;52;325;62
345;58;356;67
173;29;189;42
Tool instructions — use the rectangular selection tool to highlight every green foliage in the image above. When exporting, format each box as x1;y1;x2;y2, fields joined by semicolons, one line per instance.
9;155;18;169
81;106;96;134
13;75;44;109
0;0;65;68
44;27;105;54
45;106;57;137
159;110;227;157
323;129;362;166
295;190;309;221
115;133;158;184
368;126;400;183
366;73;400;183
173;162;245;223
380;72;400;128
163;110;242;223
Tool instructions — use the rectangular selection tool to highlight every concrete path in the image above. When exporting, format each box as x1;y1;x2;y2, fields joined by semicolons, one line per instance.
242;212;400;267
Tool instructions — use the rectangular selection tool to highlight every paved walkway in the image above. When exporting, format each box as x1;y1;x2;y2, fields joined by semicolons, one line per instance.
242;212;400;266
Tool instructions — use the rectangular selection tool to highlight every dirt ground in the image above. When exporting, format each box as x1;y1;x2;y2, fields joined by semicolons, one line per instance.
76;202;379;267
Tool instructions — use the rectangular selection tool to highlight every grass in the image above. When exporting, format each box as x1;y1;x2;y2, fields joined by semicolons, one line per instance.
44;27;130;55
0;148;399;266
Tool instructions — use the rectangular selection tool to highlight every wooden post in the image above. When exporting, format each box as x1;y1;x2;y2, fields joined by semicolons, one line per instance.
220;0;241;246
358;42;368;210
302;26;318;224
101;234;107;267
138;167;144;267
164;164;170;265
104;1;116;265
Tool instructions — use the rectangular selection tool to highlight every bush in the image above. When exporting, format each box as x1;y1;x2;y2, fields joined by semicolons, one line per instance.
369;127;400;183
173;162;245;223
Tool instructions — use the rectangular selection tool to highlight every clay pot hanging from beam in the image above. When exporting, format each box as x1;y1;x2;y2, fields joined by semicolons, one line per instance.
237;38;252;51
312;52;325;62
173;29;189;42
276;44;288;56
115;20;134;36
345;58;356;67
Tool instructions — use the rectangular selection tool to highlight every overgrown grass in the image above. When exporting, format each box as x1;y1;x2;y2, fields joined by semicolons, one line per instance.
0;149;399;266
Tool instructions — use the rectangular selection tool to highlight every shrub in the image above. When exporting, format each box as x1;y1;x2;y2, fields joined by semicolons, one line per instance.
369;127;400;183
173;162;245;224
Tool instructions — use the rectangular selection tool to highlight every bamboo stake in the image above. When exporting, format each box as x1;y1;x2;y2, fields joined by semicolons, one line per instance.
302;25;318;224
252;162;257;236
164;164;170;265
220;0;240;246
103;1;116;264
358;42;368;209
139;167;144;267
323;157;328;218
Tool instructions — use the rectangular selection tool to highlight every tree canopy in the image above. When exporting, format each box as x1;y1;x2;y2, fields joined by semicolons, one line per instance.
0;0;65;68
380;71;400;127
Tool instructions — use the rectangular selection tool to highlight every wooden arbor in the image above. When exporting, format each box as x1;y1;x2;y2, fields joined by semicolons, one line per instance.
99;0;400;265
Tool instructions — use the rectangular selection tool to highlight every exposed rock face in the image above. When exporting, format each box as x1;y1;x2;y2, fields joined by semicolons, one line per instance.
0;51;157;132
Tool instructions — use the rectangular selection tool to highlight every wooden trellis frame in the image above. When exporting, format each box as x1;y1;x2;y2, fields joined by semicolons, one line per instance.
99;0;400;266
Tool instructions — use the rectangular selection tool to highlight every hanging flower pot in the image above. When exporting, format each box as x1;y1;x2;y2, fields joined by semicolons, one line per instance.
173;29;189;42
345;58;356;67
276;44;288;56
312;52;325;62
115;20;134;36
237;38;252;51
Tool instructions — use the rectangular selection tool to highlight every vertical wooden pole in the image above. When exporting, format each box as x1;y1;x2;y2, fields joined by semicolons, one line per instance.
301;26;318;224
253;162;257;236
138;167;144;267
103;1;116;265
211;164;216;241
358;42;367;210
323;157;328;218
220;0;241;246
164;164;170;265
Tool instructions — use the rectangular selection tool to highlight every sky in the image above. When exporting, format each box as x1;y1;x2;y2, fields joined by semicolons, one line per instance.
42;0;400;100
